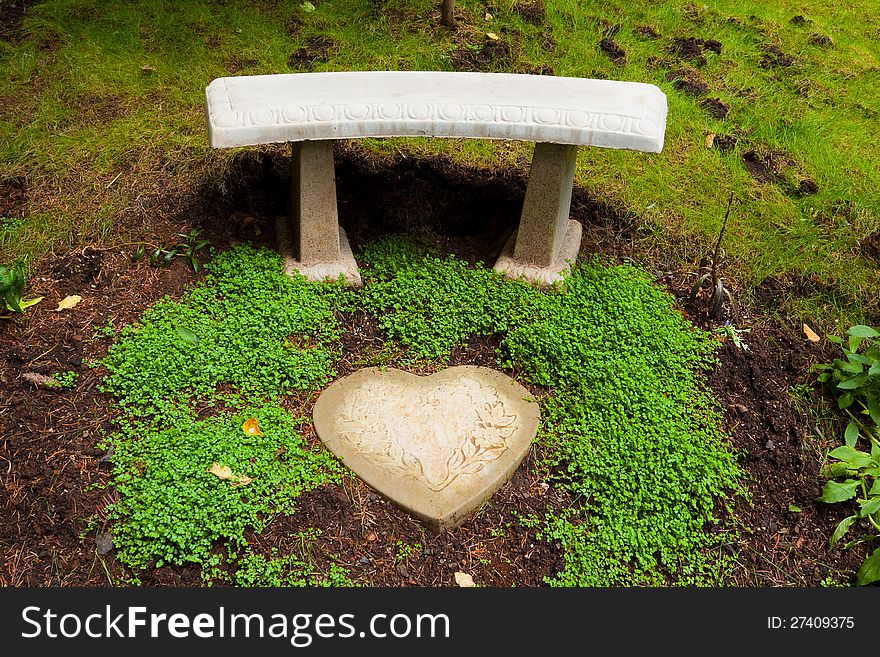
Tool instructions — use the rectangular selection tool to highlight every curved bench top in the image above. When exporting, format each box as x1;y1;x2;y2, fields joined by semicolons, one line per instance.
205;71;667;152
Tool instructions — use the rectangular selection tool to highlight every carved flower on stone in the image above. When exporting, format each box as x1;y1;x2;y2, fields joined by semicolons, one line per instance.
473;401;516;451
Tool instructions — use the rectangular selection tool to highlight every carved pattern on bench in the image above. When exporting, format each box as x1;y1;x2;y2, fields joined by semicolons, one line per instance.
206;80;665;140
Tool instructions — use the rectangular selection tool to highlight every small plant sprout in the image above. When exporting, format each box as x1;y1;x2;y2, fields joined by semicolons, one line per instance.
714;321;750;351
176;229;211;273
690;193;736;318
130;229;210;272
48;371;78;389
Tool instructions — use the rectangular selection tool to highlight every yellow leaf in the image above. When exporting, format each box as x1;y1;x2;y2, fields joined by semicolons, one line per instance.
454;572;475;587
486;32;499;40
207;463;254;486
207;463;234;480
54;295;82;311
803;323;821;343
705;133;715;148
242;417;263;436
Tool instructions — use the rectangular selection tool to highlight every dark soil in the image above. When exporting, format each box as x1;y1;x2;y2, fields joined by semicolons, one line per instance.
0;0;27;39
594;18;620;38
742;149;787;183
512;1;545;26
515;63;555;76
741;149;819;196
288;36;336;69
714;134;738;153
665;68;709;95
669;37;722;66
0;176;27;218
224;54;260;74
862;231;880;262
451;37;515;72
798;178;819;195
599;38;627;66
634;25;660;40
760;44;795;69
700;97;729;119
808;33;833;48
452;35;516;72
60;92;126;129
0;146;869;587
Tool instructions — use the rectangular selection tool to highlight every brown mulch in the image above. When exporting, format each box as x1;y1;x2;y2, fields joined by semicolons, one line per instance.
0;145;869;588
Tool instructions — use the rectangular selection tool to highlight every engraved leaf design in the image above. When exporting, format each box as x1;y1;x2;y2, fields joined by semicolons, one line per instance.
339;386;424;481
328;374;525;494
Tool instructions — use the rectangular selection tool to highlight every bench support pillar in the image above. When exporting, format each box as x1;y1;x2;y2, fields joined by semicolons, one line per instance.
277;140;362;286
493;142;581;286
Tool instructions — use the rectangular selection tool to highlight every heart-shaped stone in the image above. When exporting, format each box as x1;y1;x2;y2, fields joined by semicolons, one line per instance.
312;366;539;530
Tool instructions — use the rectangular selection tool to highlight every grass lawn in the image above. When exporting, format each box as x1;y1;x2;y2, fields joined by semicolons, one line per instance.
2;0;878;324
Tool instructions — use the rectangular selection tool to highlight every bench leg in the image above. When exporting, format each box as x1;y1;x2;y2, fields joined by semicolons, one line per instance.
493;142;582;286
276;140;362;286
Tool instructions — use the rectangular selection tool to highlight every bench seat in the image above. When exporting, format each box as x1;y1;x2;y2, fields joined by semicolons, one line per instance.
205;71;668;286
206;71;666;151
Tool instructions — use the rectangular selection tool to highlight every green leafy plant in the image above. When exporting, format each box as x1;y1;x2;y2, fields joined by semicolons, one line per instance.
0;258;28;312
102;245;343;419
714;321;750;351
130;229;211;272
48;370;78;389
689;193;736;318
202;539;357;588
394;540;422;565
175;229;211;273
104;407;340;569
100;245;348;570
815;324;880;585
359;237;744;585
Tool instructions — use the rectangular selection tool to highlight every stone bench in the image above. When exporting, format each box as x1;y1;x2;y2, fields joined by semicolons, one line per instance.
205;71;667;286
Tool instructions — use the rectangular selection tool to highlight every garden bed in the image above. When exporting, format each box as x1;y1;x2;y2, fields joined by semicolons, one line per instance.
0;148;866;587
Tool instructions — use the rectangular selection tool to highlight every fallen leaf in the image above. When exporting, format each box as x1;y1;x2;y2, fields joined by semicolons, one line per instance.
242;417;263;436
54;295;82;311
22;371;59;388
95;532;114;555
454;572;475;587
207;462;254;486
803;323;821;342
207;463;234;480
486;32;499;40
176;326;200;345
141;64;156;73
705;132;715;148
